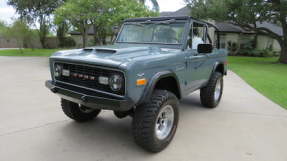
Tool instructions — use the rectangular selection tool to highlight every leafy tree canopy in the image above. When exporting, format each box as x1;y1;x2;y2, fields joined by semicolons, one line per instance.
2;20;34;51
0;21;7;33
8;0;64;20
138;0;160;11
54;0;157;47
8;0;65;48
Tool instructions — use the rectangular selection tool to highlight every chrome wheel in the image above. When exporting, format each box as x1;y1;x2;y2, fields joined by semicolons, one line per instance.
155;105;174;140
79;105;94;113
214;78;222;101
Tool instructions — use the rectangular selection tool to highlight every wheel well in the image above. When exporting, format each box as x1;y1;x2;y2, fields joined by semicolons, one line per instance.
215;63;225;75
154;76;181;99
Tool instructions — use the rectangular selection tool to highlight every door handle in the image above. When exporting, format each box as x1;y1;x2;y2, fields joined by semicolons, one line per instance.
192;56;204;60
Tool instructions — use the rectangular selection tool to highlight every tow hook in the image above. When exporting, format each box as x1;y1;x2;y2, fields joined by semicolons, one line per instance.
50;88;57;93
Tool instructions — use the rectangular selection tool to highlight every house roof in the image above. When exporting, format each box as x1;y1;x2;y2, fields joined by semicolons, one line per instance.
160;6;191;17
215;22;254;34
160;6;283;36
160;11;173;17
215;21;283;36
70;27;96;35
256;22;283;36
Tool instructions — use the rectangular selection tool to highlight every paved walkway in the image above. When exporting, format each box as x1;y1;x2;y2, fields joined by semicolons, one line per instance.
0;57;286;161
0;48;18;50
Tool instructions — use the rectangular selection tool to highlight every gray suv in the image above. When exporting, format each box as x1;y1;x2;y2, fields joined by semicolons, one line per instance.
46;16;227;152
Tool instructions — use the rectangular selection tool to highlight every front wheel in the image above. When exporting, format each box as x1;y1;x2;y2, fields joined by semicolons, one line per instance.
61;99;101;122
132;90;179;152
200;72;223;108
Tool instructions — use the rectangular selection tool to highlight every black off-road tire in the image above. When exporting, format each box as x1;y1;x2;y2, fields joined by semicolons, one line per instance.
200;72;223;108
132;90;179;153
61;99;101;122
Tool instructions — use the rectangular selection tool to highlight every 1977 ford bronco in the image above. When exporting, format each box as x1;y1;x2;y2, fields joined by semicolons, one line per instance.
45;16;227;152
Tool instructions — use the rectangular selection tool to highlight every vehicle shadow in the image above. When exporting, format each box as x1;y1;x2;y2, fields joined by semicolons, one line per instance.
46;93;210;160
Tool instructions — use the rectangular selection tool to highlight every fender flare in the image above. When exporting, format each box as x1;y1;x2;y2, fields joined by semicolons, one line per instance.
209;62;226;80
136;71;181;105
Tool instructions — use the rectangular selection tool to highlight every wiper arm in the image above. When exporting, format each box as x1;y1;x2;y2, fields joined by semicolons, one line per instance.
125;22;145;26
155;19;176;24
126;19;176;26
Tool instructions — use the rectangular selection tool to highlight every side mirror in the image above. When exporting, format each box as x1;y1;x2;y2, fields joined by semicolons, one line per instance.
197;44;213;54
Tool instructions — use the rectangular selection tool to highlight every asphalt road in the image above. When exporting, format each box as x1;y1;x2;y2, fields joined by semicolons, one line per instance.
0;57;287;161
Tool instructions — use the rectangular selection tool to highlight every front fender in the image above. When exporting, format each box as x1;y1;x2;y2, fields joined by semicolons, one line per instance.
209;61;227;80
136;71;181;105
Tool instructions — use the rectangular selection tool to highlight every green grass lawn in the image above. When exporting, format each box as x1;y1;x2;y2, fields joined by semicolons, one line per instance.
228;56;287;109
0;48;61;56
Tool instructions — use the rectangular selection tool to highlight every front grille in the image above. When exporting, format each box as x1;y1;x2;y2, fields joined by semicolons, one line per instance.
54;62;125;95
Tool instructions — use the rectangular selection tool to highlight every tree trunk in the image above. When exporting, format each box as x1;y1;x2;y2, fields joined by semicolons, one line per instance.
39;16;48;48
93;25;101;45
102;31;107;45
279;40;287;64
278;1;287;64
278;19;287;63
278;25;287;63
57;22;67;47
82;29;87;48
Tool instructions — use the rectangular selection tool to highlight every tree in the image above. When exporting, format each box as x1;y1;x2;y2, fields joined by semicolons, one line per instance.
0;21;7;33
186;0;287;64
54;0;95;48
8;0;65;48
138;0;160;11
54;0;157;48
3;20;32;53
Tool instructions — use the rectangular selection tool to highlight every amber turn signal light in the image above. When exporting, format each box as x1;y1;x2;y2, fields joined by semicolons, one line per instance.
136;79;147;86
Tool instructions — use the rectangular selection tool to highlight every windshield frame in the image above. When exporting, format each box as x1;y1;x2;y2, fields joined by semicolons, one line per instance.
115;20;189;47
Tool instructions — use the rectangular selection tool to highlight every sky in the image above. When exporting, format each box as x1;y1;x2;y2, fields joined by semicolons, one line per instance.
0;0;186;24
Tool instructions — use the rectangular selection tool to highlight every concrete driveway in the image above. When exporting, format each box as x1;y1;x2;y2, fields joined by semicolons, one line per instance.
0;57;287;161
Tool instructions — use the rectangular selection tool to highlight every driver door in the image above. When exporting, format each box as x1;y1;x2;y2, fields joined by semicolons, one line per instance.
185;22;210;92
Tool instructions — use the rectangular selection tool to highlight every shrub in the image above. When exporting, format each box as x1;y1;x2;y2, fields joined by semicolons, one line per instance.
227;41;240;55
59;37;76;48
238;48;277;57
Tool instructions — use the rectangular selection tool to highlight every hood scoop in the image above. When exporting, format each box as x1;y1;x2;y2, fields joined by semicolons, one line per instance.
95;48;117;54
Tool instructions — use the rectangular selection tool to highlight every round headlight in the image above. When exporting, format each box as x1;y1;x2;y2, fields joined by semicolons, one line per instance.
54;64;62;77
109;74;123;91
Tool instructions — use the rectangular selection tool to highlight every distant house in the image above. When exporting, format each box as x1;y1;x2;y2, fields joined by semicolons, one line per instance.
160;6;282;54
70;27;114;47
216;22;281;54
0;36;18;48
69;28;97;48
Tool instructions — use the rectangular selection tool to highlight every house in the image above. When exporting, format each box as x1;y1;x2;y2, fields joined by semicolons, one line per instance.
69;28;97;48
216;21;281;54
160;6;282;54
70;27;114;48
0;36;18;48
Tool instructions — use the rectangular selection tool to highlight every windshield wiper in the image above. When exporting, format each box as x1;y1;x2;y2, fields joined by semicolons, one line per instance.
125;22;145;26
127;19;176;26
155;19;176;24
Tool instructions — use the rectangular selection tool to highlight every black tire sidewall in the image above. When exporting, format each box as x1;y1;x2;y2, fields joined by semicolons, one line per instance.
200;72;224;108
132;90;179;152
61;99;101;122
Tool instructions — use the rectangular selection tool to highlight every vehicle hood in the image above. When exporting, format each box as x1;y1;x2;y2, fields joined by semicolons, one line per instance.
50;44;181;68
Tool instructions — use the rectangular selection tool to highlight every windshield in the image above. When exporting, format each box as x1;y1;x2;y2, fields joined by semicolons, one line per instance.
117;22;185;44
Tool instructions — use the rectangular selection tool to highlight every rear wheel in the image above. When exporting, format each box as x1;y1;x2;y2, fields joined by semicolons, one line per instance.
200;72;223;108
132;90;179;152
61;99;101;122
